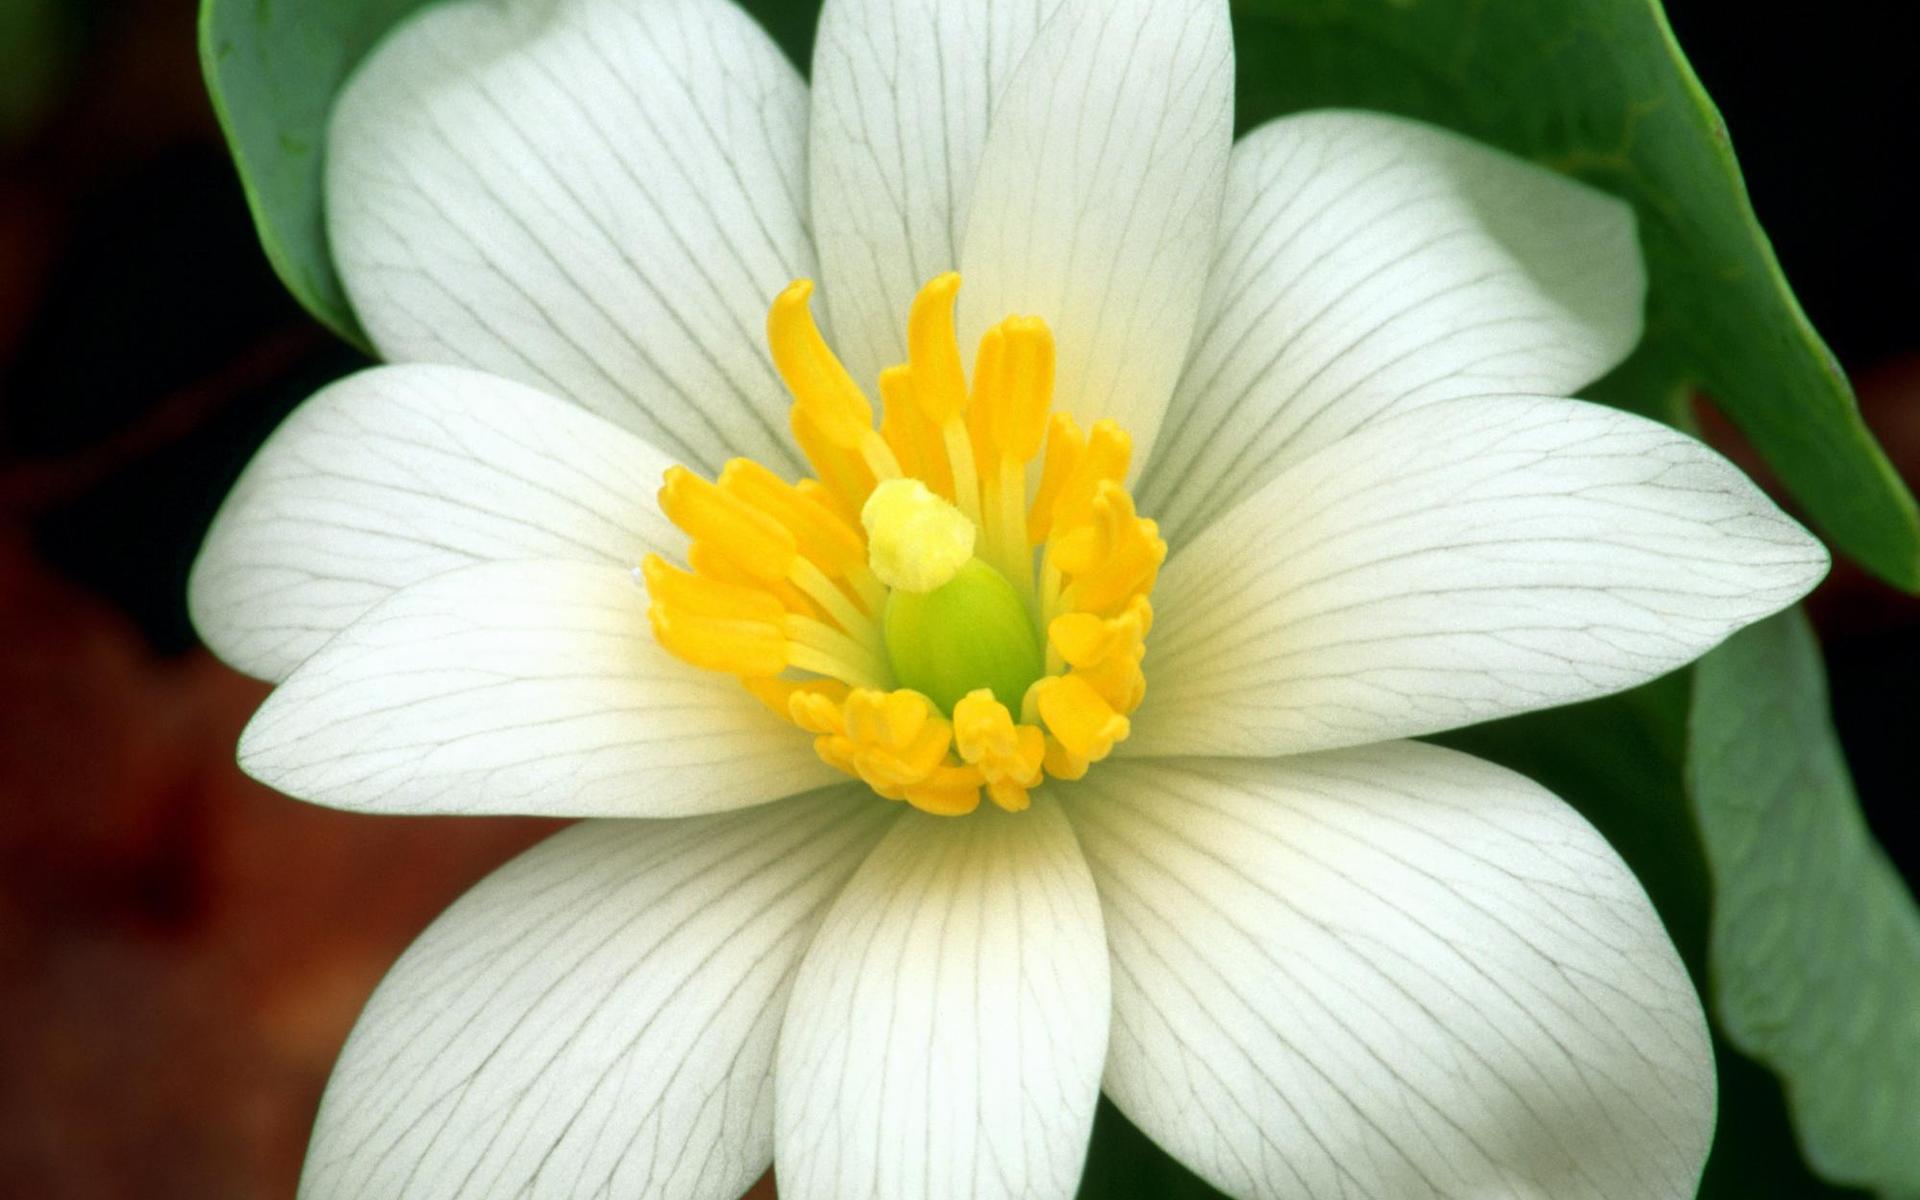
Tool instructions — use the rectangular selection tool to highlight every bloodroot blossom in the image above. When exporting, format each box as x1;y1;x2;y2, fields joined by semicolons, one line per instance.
189;0;1827;1196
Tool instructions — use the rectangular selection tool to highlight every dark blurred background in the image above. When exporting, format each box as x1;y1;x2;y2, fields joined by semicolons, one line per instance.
1;1;1915;1197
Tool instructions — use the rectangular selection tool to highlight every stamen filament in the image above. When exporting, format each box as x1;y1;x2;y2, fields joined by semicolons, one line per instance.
783;615;890;687
943;419;982;527
859;431;904;483
847;565;888;615
992;458;1033;600
789;556;879;643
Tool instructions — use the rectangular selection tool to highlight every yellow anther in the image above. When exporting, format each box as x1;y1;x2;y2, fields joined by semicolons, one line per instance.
1042;736;1091;782
772;279;901;486
770;280;875;448
659;466;796;582
793;401;880;516
861;478;976;594
970;317;1054;464
904;764;986;816
792;475;860;529
953;690;1044;812
1029;414;1086;545
1049;420;1132;536
1058;484;1166;616
687;541;813;614
643;557;789;678
842;688;953;791
719;459;865;578
1058;607;1150;713
879;366;954;499
1071;649;1147;715
789;688;847;737
743;676;848;719
906;272;968;424
642;555;784;625
1050;595;1153;668
1034;673;1130;763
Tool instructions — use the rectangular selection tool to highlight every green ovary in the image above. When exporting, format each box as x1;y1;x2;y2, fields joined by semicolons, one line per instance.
882;557;1045;716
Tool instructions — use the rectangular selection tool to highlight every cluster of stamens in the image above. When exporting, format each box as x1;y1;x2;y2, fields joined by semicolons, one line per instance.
643;274;1164;815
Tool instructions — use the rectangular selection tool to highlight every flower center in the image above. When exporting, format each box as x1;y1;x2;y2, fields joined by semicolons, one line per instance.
860;480;1044;715
643;273;1165;816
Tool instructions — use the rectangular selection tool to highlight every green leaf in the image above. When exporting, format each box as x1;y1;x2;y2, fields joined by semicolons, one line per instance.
198;0;444;349
1689;611;1920;1195
1076;1098;1228;1199
1230;0;1919;589
1;0;72;145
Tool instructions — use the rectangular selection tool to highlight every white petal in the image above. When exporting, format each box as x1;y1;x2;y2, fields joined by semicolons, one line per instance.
1140;111;1646;548
1065;746;1714;1200
190;364;680;682
956;0;1233;470
240;559;840;818
300;792;895;1200
328;0;813;473
774;797;1109;1200
808;0;1059;386
1130;394;1827;758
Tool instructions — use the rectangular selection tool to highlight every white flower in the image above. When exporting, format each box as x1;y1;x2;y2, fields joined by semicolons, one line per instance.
190;0;1828;1196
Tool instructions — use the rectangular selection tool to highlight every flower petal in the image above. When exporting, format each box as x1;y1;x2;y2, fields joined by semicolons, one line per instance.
1140;111;1645;548
955;0;1233;469
808;0;1059;386
301;792;894;1200
190;364;680;682
774;797;1108;1200
240;559;840;818
1130;394;1827;758
327;0;813;473
1064;745;1714;1200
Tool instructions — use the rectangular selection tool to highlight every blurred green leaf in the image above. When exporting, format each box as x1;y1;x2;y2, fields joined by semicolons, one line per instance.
198;0;443;349
1;0;71;145
1229;0;1919;589
1689;612;1920;1195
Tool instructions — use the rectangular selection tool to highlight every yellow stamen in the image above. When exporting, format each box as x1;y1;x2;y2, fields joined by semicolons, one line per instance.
744;676;848;719
878;366;954;500
782;613;889;687
904;765;986;816
967;317;1052;595
907;273;981;525
1029;414;1086;546
1056;484;1166;616
642;557;788;677
770;280;902;484
719;459;865;578
658;467;795;583
953;690;1044;812
1033;673;1130;763
1048;595;1154;707
645;272;1165;816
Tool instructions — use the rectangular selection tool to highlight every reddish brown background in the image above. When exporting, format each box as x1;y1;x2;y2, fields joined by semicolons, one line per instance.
2;1;1915;1197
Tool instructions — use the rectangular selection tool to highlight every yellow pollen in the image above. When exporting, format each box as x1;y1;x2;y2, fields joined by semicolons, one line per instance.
643;273;1166;816
862;479;975;594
